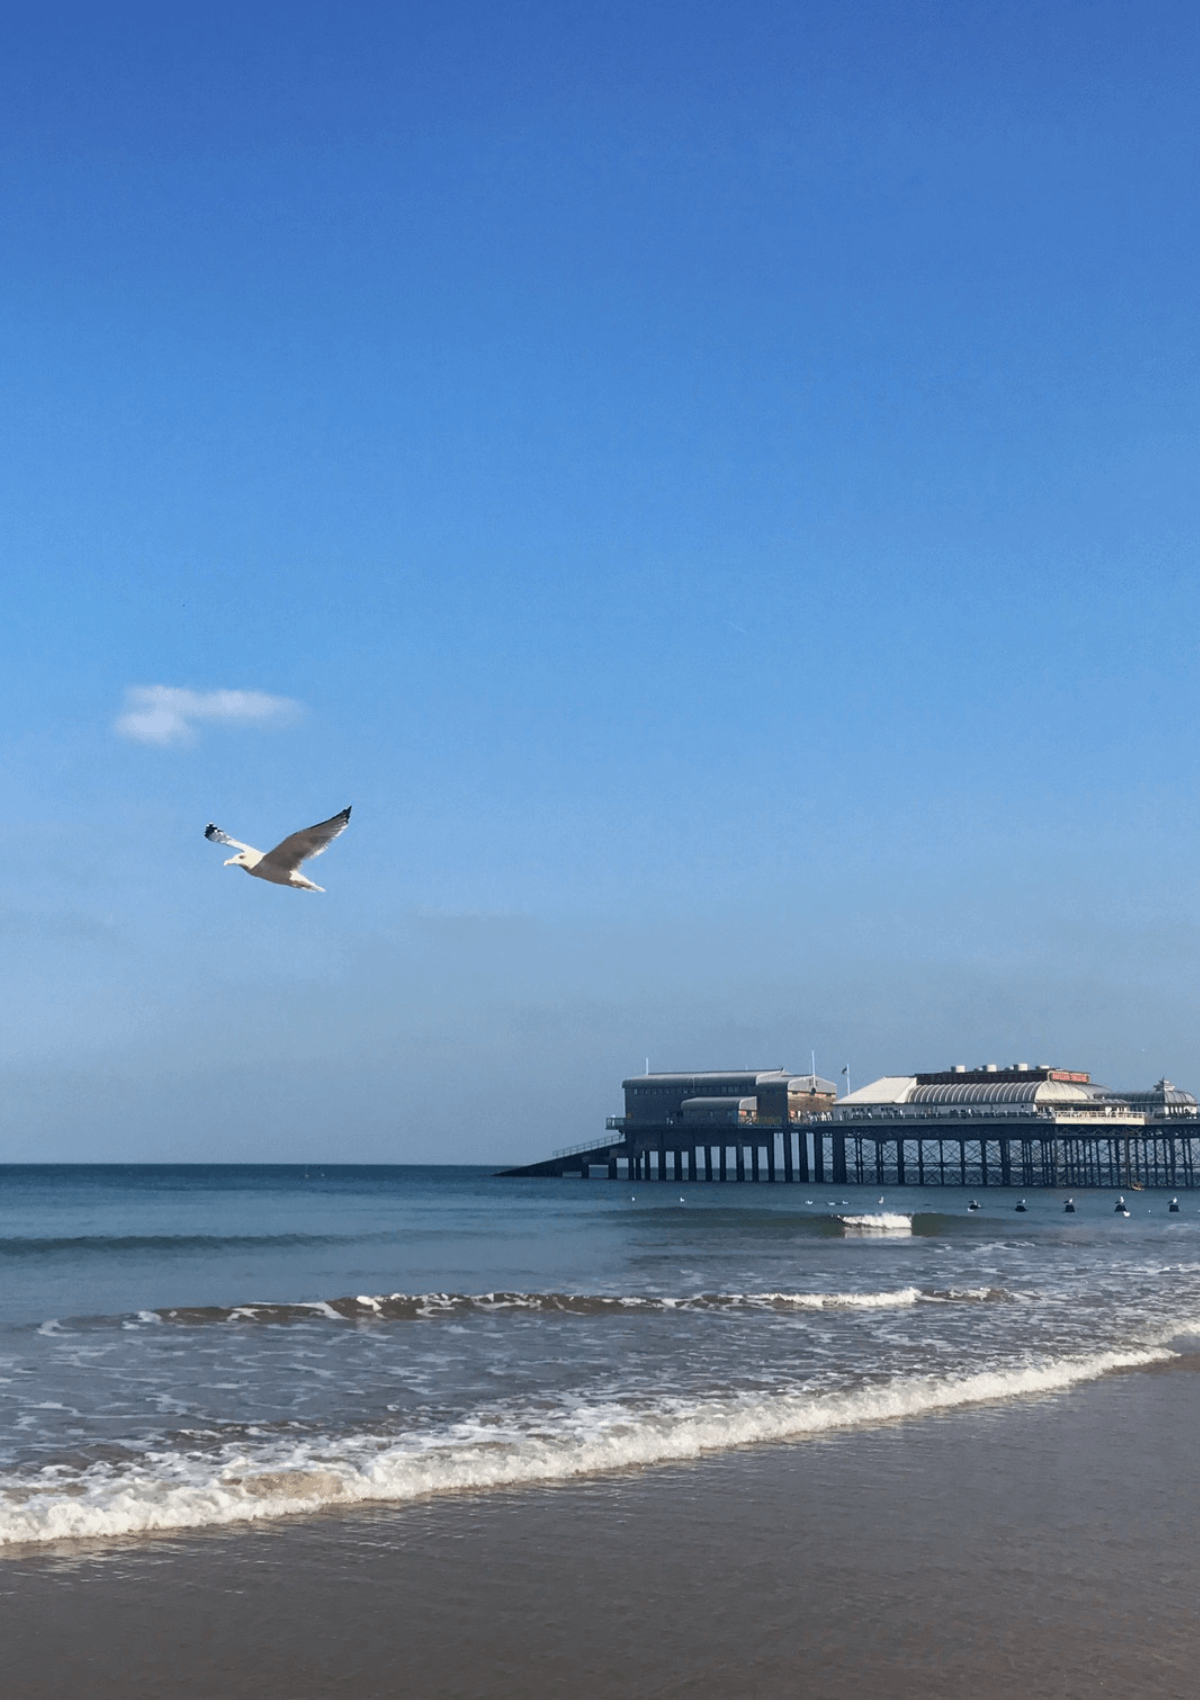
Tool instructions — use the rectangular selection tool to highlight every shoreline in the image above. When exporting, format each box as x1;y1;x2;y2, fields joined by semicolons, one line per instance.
6;1353;1200;1698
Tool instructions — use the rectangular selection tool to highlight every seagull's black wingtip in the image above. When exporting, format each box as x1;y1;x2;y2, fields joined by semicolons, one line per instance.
341;806;352;820
204;823;219;840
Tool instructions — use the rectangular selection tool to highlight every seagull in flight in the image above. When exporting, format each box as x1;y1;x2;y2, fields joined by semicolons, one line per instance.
205;807;351;892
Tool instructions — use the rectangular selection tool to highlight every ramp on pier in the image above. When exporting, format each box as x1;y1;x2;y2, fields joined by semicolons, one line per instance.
498;1140;629;1179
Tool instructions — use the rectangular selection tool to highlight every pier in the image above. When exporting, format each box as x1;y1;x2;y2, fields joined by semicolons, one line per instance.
498;1064;1200;1185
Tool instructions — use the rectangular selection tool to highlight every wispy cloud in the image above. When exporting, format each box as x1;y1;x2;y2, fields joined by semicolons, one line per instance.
115;686;302;746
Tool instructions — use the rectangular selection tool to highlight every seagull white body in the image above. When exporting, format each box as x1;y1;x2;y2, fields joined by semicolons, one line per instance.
205;807;351;892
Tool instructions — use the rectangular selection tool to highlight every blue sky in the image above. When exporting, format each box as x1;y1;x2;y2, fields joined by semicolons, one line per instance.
4;0;1200;1160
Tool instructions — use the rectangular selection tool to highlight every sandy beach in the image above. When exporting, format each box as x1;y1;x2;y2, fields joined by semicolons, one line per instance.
5;1352;1199;1700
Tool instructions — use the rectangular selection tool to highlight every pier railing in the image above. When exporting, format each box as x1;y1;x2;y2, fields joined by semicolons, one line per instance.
552;1136;625;1159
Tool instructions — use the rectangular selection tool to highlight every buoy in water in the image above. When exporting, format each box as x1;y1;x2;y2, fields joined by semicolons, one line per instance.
967;1199;981;1212
1015;1200;1028;1213
1064;1199;1076;1213
1115;1196;1130;1216
1170;1197;1181;1213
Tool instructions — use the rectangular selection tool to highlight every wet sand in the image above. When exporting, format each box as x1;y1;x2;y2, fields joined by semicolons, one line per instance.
5;1357;1200;1699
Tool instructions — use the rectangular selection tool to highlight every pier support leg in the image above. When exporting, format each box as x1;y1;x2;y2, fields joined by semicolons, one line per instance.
814;1133;825;1183
784;1129;794;1183
736;1144;747;1182
767;1137;777;1183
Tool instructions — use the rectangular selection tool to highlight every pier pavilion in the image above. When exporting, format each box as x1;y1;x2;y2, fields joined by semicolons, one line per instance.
823;1064;1197;1189
498;1062;1200;1186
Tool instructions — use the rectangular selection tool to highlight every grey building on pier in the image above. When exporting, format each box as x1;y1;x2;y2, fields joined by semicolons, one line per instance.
611;1069;839;1182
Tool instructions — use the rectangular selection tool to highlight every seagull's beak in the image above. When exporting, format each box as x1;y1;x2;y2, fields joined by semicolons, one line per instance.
223;856;239;866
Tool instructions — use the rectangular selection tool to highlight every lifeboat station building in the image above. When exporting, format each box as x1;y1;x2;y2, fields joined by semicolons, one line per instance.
614;1070;839;1182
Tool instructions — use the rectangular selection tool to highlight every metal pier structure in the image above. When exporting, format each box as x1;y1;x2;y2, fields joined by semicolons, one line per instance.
497;1064;1200;1186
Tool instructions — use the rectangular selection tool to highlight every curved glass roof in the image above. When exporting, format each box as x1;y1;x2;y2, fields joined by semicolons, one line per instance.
909;1079;1090;1106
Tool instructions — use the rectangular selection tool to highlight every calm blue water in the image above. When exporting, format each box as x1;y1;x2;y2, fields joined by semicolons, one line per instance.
2;1164;1199;1546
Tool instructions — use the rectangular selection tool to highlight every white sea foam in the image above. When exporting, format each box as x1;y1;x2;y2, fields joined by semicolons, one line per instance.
146;1286;978;1325
753;1288;923;1309
837;1213;913;1234
0;1344;1171;1548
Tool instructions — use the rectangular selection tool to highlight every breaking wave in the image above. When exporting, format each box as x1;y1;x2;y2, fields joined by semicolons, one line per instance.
0;1344;1170;1548
134;1286;1010;1326
837;1213;913;1234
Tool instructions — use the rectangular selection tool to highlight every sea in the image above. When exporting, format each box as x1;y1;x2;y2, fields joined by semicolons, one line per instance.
1;1163;1198;1551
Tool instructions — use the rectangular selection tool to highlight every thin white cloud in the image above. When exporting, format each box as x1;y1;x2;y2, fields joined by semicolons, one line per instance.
115;686;302;746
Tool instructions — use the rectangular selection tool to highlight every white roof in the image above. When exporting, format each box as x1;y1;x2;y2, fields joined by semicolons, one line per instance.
838;1076;917;1105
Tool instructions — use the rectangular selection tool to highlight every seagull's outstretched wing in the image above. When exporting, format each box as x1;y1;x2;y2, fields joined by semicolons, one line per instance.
259;807;352;876
205;823;256;853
